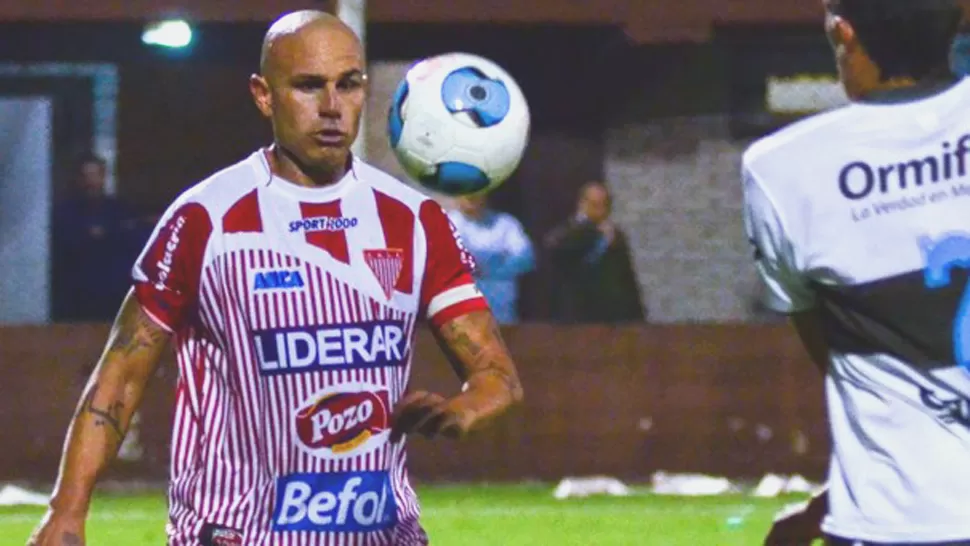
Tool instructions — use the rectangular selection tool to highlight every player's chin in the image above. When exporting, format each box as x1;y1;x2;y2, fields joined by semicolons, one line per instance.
306;146;351;172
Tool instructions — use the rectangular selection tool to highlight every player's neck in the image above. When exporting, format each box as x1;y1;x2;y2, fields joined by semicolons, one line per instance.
268;145;350;188
859;70;961;104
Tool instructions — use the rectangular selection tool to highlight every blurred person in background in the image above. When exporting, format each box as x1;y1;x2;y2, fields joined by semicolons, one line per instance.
448;194;535;324
544;181;646;323
51;152;137;322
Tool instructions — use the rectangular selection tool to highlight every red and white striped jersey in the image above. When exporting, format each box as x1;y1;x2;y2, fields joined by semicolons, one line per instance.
132;150;488;546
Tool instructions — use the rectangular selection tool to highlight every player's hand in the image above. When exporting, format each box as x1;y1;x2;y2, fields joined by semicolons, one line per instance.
390;391;473;442
763;497;824;546
26;510;86;546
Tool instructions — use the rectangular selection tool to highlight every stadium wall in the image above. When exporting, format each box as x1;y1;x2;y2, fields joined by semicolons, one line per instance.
0;323;827;484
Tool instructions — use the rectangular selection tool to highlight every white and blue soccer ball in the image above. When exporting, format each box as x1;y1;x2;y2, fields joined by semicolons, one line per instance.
387;52;530;196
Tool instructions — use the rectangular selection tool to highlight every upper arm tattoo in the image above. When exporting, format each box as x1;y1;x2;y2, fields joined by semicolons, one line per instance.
435;311;519;392
106;294;170;359
80;291;171;439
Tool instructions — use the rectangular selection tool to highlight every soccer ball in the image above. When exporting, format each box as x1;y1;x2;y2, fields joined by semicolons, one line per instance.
387;52;530;196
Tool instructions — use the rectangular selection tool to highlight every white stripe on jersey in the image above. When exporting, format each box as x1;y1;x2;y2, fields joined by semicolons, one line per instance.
427;284;481;318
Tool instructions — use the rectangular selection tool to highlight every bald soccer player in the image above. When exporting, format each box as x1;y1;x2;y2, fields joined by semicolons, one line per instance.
27;11;523;546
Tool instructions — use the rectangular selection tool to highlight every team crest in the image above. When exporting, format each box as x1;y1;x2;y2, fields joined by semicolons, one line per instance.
364;249;404;300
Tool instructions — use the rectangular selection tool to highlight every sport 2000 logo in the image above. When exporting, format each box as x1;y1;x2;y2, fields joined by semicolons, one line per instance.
292;382;391;460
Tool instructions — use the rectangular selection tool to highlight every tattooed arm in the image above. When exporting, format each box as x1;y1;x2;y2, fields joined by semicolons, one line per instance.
434;310;523;424
28;289;170;545
391;310;523;440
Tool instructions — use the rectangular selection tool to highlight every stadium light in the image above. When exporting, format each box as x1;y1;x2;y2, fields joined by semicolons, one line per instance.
141;19;194;49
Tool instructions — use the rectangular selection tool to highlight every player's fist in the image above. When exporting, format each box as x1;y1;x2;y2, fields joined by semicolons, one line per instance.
26;510;86;546
763;495;825;546
390;391;473;442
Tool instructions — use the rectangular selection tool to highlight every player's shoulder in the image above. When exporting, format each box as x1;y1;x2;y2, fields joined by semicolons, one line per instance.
166;150;266;218
353;159;442;214
743;105;864;180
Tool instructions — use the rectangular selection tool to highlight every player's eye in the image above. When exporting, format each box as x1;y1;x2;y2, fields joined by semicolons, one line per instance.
292;78;325;91
337;73;365;92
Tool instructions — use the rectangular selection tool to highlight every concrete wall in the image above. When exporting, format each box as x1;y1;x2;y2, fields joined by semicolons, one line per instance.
605;117;775;323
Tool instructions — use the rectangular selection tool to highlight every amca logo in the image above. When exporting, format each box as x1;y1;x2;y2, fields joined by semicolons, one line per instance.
273;471;398;533
253;269;305;291
254;321;406;375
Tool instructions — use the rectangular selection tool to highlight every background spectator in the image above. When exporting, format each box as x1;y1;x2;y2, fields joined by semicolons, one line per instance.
544;181;646;324
448;194;535;324
51;153;139;322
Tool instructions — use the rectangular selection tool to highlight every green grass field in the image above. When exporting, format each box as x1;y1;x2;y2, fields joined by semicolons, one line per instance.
0;484;810;545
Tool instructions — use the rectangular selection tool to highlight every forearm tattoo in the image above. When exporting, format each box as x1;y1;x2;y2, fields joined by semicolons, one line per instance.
107;305;168;358
81;383;125;439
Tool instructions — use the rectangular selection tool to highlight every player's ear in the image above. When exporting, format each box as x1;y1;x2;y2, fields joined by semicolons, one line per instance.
249;74;273;118
829;15;859;55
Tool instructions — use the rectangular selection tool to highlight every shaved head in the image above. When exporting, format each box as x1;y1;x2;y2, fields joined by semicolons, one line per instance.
250;10;368;187
259;10;363;78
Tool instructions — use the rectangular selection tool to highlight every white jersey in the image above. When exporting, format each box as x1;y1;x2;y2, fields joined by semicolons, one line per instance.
743;78;970;543
132;150;487;546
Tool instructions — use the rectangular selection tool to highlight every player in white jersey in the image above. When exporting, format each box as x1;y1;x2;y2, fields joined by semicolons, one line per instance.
747;1;970;545
28;11;523;546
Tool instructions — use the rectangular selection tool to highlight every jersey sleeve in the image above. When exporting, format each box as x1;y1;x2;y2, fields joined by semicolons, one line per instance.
742;163;816;314
131;199;213;332
419;200;490;326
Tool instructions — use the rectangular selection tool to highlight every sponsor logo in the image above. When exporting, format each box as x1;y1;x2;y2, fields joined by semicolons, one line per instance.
252;269;305;291
364;249;404;300
920;387;970;429
448;218;478;274
838;135;970;201
294;384;390;459
154;215;187;291
289;216;359;234
273;471;398;533
254;321;406;375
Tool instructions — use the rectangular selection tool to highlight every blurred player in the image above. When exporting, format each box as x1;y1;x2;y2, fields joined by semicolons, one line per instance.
28;10;522;546
744;1;970;544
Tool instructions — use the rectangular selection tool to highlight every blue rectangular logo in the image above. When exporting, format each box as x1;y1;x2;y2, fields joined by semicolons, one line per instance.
253;269;305;291
273;471;398;533
253;320;407;376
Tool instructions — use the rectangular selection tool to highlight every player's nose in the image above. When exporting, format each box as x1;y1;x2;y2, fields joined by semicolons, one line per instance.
317;85;341;118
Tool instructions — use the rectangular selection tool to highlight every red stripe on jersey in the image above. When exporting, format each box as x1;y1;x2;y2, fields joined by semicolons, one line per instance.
417;200;485;319
300;201;350;264
223;189;264;233
373;190;415;295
